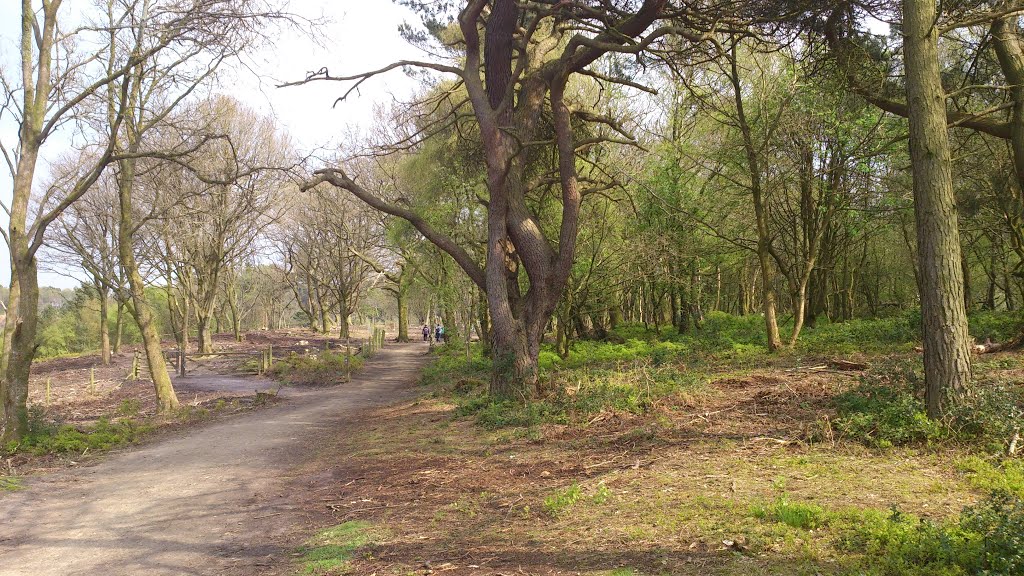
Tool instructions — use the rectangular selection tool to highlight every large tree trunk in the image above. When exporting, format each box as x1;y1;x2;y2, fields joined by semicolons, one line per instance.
904;0;973;418
0;120;43;440
197;312;214;354
118;157;179;412
396;286;409;342
337;291;350;339
2;258;39;442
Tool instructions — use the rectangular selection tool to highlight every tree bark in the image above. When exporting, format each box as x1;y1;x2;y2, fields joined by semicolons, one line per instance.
904;0;973;418
113;299;124;354
197;313;213;354
118;156;180;413
728;41;783;351
98;284;111;364
395;286;409;342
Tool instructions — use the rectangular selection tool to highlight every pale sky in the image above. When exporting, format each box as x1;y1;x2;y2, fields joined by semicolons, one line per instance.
0;0;425;289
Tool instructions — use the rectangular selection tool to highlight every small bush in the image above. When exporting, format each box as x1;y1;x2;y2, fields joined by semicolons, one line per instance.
270;351;364;385
960;491;1024;575
456;397;566;429
543;483;583;517
946;382;1024;453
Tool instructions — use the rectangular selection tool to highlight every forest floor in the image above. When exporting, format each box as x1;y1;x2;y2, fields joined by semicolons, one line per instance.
281;342;1024;576
1;320;1020;575
0;341;430;576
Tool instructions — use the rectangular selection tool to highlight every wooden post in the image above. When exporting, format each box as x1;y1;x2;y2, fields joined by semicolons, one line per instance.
131;352;140;380
89;367;96;394
45;377;51;406
268;344;273;368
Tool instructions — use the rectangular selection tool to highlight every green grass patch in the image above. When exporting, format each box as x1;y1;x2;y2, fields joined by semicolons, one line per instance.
0;476;24;491
298;520;378;574
956;457;1024;498
751;496;827;530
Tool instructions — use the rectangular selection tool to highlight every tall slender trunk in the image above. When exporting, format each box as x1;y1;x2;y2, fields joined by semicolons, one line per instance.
396;286;409;342
729;41;782;351
118;157;179;412
113;299;124;354
228;294;241;342
904;0;973;418
98;285;111;364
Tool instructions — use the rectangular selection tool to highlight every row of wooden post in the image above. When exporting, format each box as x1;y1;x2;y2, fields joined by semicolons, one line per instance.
363;327;386;357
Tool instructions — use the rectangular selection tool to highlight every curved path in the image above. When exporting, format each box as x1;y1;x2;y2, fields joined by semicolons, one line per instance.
0;343;429;576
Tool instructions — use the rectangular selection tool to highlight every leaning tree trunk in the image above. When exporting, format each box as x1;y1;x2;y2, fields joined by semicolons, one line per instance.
118;157;179;412
904;0;973;418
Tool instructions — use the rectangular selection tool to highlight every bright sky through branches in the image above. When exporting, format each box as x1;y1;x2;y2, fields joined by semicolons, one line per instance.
0;0;421;289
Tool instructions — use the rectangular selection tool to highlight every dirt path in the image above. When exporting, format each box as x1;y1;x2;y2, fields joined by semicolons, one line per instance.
0;343;430;576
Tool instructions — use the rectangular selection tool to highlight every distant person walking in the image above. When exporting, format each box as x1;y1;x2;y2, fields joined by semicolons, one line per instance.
422;324;430;342
434;324;443;344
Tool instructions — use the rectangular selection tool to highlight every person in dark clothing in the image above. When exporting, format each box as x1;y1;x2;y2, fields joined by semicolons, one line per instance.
434;324;443;344
422;324;430;342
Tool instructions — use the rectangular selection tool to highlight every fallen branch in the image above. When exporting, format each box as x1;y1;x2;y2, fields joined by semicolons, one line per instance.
974;334;1024;354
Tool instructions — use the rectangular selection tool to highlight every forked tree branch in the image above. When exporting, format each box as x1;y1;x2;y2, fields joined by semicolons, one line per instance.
302;168;486;289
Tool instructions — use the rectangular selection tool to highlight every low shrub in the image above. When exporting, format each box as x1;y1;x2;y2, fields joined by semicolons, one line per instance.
5;416;152;456
752;492;1024;575
830;359;1023;452
270;350;364;385
831;361;946;449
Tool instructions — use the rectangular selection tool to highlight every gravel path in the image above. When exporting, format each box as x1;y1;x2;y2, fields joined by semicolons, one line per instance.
0;343;429;576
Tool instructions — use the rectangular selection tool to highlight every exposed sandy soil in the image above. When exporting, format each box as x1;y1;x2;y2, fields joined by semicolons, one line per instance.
0;342;430;576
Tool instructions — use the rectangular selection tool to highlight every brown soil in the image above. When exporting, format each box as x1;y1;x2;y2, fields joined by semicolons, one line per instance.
283;363;980;576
